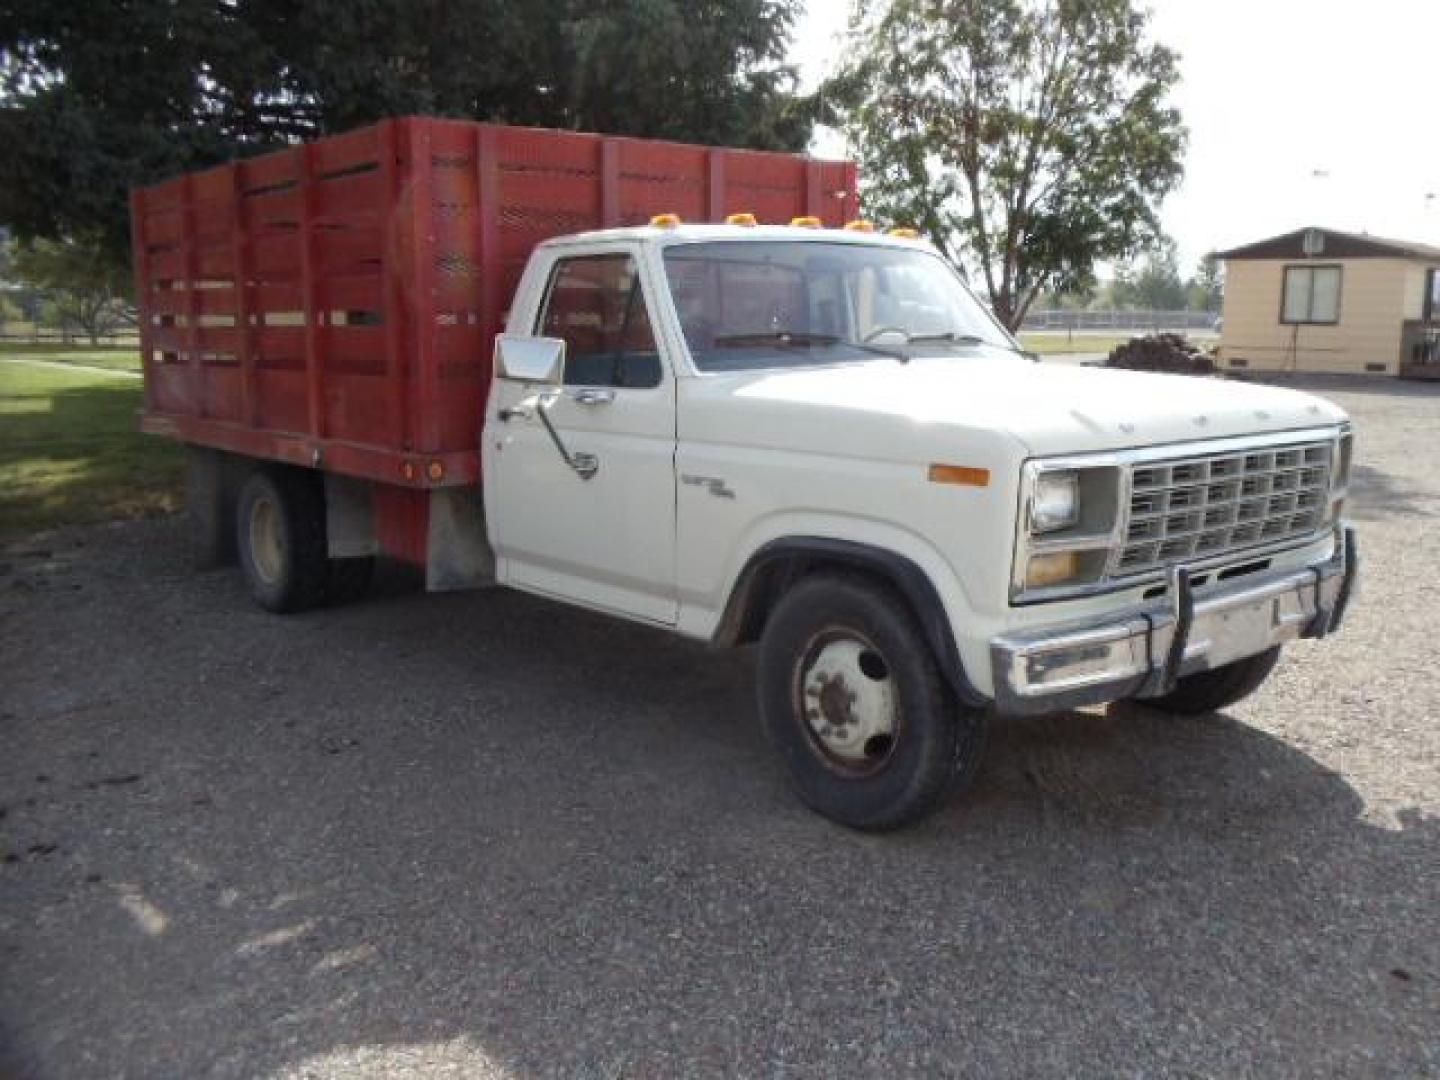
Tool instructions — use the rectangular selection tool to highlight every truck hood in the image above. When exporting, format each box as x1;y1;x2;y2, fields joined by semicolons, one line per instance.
682;353;1348;459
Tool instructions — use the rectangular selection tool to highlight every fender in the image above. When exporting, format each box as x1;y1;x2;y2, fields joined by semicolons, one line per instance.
713;536;989;708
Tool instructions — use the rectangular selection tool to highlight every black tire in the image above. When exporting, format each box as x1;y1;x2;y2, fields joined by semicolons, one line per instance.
756;573;988;830
1143;646;1283;715
235;468;330;613
326;556;375;606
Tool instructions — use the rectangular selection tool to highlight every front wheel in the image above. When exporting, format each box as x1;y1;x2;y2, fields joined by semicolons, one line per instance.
1140;646;1283;715
756;574;987;830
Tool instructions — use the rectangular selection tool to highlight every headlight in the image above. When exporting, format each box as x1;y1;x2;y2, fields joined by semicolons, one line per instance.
1030;470;1079;534
1013;460;1123;603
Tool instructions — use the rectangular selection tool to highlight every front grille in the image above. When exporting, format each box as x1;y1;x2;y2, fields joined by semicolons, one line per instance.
1114;440;1333;577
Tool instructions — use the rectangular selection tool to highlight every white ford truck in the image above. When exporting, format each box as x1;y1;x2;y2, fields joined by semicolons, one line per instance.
472;222;1357;828
137;129;1357;829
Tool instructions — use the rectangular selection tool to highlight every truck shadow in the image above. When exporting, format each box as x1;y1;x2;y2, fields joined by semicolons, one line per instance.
1347;463;1435;521
5;537;1436;1077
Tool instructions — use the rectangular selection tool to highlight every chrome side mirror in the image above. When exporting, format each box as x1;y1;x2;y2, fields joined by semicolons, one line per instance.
492;335;598;481
495;335;565;384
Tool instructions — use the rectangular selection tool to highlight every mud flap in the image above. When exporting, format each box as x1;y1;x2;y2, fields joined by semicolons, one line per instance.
426;487;496;592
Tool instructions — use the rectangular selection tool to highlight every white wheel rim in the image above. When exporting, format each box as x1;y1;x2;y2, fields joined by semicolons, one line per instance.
248;495;284;585
800;636;899;768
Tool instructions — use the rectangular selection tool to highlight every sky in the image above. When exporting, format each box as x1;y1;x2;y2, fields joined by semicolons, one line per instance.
791;0;1440;272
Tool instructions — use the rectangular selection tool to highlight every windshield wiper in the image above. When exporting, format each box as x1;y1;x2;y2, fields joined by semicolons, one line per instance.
714;330;840;347
906;331;987;345
907;330;1033;357
711;329;908;363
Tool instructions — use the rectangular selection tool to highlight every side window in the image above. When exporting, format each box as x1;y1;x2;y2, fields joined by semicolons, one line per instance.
1281;265;1342;325
538;255;662;388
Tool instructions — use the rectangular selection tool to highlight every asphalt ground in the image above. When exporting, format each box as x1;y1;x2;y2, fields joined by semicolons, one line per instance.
2;375;1437;1078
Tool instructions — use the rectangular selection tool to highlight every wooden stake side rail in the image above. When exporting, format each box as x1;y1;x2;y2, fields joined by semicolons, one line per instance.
132;116;859;490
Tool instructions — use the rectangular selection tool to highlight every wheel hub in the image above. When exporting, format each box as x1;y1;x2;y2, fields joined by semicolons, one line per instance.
801;638;898;765
248;495;284;585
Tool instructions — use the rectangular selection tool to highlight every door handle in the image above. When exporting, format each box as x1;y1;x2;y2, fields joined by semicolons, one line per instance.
497;402;533;422
497;390;600;480
570;387;616;406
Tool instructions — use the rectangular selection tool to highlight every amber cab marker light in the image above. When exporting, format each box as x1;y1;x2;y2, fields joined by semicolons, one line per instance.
927;464;990;488
888;226;920;239
725;212;758;227
843;220;876;233
427;460;445;482
790;215;823;228
650;213;682;228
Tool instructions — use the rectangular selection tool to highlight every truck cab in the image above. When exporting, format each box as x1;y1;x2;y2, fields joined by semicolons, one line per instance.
481;219;1356;828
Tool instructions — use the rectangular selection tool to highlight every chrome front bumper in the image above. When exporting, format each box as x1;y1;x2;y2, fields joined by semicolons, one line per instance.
989;527;1357;715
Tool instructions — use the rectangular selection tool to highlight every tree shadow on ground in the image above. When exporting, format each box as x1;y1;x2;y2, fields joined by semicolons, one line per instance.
3;531;1436;1078
1231;371;1440;401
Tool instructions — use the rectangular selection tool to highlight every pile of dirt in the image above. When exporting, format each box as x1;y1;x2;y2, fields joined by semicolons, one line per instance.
1104;333;1217;375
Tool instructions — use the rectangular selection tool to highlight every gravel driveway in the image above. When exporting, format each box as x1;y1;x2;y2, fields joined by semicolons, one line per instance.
2;376;1437;1078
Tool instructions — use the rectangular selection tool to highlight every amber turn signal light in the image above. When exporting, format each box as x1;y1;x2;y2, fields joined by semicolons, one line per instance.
1026;551;1080;589
927;464;990;488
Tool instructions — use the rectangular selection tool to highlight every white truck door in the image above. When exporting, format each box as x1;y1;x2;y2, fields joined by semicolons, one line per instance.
484;248;677;624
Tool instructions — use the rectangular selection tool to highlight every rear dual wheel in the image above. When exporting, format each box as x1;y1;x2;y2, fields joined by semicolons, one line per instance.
236;469;372;613
757;574;988;831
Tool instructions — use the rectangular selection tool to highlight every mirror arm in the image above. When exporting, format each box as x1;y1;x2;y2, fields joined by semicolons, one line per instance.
532;390;599;480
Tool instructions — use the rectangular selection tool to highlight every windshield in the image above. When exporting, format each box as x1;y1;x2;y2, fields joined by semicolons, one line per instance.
661;240;1018;373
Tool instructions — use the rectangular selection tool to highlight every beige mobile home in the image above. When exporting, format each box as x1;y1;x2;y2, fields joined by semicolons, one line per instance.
1215;227;1440;378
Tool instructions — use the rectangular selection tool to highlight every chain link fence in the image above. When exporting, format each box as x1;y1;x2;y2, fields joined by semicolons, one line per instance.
1022;309;1221;333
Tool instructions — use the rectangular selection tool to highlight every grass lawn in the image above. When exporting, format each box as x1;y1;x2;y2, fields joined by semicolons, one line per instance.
1018;333;1131;356
0;354;181;539
0;340;143;373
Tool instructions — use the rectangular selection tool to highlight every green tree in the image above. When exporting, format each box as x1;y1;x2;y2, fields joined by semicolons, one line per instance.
1030;276;1099;312
1;232;26;332
838;0;1186;329
11;238;134;344
1131;242;1186;311
1095;264;1137;311
1186;254;1223;313
0;0;817;272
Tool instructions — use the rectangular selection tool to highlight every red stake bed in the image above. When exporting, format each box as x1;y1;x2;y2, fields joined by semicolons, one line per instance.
132;117;859;498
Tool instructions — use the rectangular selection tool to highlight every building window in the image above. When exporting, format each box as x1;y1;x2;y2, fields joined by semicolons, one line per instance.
1425;268;1439;323
1281;265;1342;325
